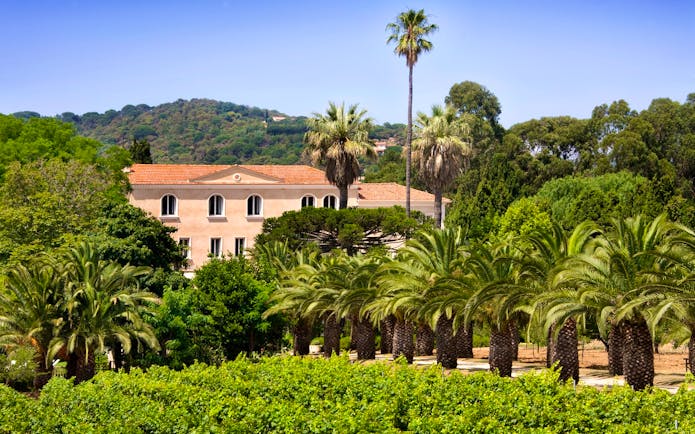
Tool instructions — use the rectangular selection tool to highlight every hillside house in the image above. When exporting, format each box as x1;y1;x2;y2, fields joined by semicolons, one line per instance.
127;164;449;270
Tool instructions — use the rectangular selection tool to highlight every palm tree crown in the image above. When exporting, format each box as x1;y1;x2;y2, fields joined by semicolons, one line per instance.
413;105;471;227
386;9;438;68
387;9;438;216
304;102;375;209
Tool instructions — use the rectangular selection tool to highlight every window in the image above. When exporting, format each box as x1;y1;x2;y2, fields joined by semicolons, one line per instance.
323;195;337;209
247;195;262;216
179;238;191;259
208;194;224;216
161;194;177;216
210;238;222;258
234;237;246;256
301;195;315;208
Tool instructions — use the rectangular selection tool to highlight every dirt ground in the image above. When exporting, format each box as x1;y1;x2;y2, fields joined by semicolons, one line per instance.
355;341;691;391
474;340;690;390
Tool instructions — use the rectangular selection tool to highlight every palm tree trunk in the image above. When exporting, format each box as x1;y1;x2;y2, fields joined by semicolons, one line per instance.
508;320;519;361
338;184;349;210
392;318;414;363
415;322;434;356
435;314;458;369
67;348;96;384
112;341;124;371
622;318;654;391
455;322;474;358
489;322;513;377
433;189;443;228
405;63;413;217
546;324;555;368
352;315;376;360
608;323;624;376
688;330;695;374
292;317;312;356
551;318;579;384
380;315;395;354
323;313;340;357
33;350;52;390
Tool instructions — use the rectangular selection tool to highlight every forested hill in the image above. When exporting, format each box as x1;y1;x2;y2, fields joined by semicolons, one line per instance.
18;99;404;165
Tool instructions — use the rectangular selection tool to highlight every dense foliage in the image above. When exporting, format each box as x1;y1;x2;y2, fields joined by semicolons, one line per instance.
1;356;694;432
256;206;429;254
44;99;405;166
447;93;695;240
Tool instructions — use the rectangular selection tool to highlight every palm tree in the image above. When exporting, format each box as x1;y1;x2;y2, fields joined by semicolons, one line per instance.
461;243;521;377
413;105;471;227
0;258;62;389
370;254;424;363
554;215;681;390
263;245;322;356
520;221;600;383
333;252;384;359
403;228;468;369
47;242;159;383
387;9;438;216
304;102;376;209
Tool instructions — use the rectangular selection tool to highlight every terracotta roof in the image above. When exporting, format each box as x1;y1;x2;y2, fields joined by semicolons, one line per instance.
127;164;330;185
358;183;451;203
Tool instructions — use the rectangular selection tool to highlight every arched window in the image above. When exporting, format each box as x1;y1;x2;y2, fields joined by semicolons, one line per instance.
161;194;177;216
247;195;262;216
301;195;315;208
208;194;224;216
323;195;337;209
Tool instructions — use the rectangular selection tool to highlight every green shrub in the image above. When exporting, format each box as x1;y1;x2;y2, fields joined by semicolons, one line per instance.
2;356;695;432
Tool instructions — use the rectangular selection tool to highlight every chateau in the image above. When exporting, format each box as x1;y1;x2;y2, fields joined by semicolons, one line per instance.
127;164;447;270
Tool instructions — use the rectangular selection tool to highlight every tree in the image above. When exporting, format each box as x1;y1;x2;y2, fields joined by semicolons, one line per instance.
129;138;153;164
0;258;62;389
446;81;503;139
461;243;520;377
403;228;468;368
262;245;322;356
554;215;682;390
256;206;427;255
413;105;472;227
47;242;160;383
521;221;600;383
192;255;284;360
304;102;375;209
387;9;438;216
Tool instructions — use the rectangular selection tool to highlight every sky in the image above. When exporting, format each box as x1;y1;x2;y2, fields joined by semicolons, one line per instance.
1;0;693;127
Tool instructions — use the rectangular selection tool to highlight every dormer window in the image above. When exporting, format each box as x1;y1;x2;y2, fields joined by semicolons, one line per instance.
208;194;224;216
301;195;315;208
161;194;177;216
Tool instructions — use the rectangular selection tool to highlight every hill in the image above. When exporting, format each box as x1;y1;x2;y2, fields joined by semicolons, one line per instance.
45;99;404;165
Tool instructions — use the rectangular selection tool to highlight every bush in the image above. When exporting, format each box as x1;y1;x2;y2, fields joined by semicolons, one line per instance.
0;346;37;391
2;356;695;432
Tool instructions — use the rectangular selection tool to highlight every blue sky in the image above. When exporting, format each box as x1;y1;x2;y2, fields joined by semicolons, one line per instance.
1;1;693;127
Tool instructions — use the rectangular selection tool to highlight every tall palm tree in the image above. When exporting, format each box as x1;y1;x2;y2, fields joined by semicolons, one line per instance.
0;258;62;389
47;242;159;383
413;105;471;227
387;9;438;216
304;102;376;209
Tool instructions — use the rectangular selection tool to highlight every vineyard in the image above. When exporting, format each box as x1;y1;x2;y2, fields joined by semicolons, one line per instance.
2;356;694;433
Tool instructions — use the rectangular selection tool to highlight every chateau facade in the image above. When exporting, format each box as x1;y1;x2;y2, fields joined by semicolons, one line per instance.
127;164;447;270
